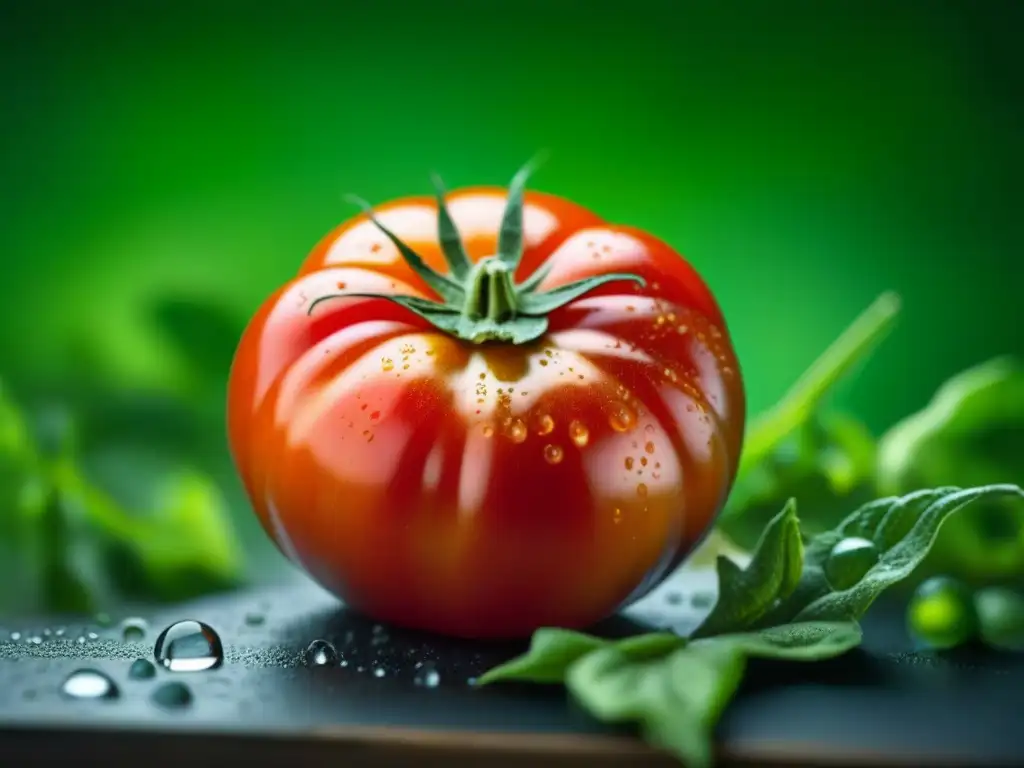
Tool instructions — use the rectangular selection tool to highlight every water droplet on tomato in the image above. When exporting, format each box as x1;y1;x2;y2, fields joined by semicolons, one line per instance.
637;483;648;498
153;620;224;672
61;669;119;700
644;441;655;454
370;411;381;421
482;425;494;438
539;359;549;366
677;324;689;334
381;358;394;372
609;406;635;432
569;421;589;447
304;639;339;667
624;457;634;470
337;281;347;289
640;456;648;467
536;414;555;435
613;508;622;524
543;445;564;464
507;419;527;443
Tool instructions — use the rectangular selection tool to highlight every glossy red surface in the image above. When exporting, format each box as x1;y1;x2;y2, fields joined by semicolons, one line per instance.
227;187;745;639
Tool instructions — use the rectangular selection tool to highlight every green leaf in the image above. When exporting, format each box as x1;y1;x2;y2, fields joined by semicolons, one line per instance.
756;484;1024;627
475;629;683;686
692;500;803;638
496;156;545;270
718;293;899;547
700;620;863;661
878;357;1024;582
720;412;878;549
566;641;745;768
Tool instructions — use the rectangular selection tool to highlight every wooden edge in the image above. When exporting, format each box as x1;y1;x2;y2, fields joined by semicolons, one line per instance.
0;721;1008;768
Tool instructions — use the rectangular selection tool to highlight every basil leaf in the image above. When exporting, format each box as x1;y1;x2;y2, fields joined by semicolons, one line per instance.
475;629;683;686
757;484;1024;626
691;500;803;638
699;620;863;661
878;357;1024;582
566;641;745;768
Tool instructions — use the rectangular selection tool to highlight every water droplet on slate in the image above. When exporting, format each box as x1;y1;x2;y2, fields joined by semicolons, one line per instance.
61;669;119;700
128;658;157;680
154;620;224;672
413;661;441;688
372;666;386;678
304;639;339;667
121;617;148;642
9;631;20;641
244;612;265;627
151;681;193;709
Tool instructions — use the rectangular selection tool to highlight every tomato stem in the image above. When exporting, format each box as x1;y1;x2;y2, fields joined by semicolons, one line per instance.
307;160;645;346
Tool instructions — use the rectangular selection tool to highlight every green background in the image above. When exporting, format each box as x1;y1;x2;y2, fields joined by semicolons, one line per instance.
1;1;1021;589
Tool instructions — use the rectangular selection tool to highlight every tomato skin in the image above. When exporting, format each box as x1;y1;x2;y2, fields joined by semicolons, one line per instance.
228;188;745;639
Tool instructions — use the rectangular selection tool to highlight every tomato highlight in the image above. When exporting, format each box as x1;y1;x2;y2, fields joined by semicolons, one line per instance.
227;164;745;639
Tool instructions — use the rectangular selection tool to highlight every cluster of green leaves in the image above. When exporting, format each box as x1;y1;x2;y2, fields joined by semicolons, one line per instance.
0;295;248;615
719;294;1024;585
478;484;1024;767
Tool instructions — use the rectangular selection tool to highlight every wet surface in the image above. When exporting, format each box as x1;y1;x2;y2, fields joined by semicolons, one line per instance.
1;567;1023;764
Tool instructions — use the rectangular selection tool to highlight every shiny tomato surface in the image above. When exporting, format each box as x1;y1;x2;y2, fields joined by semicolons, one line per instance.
227;184;745;639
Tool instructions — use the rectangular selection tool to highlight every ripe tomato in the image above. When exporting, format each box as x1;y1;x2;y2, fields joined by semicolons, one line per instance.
227;166;745;639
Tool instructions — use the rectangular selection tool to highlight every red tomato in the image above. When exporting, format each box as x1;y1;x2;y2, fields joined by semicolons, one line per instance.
227;167;745;639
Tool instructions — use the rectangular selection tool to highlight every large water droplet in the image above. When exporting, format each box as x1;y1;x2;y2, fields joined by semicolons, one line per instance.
151;681;193;709
128;658;157;680
824;537;879;590
121;617;148;642
413;661;441;688
61;669;119;700
568;420;590;447
153;620;224;672
543;444;564;464
304;639;339;667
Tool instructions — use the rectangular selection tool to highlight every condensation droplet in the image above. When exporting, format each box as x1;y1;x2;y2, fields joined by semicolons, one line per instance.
151;681;193;709
153;620;224;672
482;425;495;438
413;661;441;688
613;508;622;524
644;442;655;454
624;457;634;470
568;421;590;447
637;483;648;498
507;419;528;443
381;357;394;372
609;406;636;432
537;414;555;435
304;639;340;667
121;618;148;642
543;445;564;464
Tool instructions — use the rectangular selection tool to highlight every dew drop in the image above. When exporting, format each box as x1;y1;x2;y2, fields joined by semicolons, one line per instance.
568;420;590;447
61;669;119;700
151;681;193;709
665;591;684;606
128;658;157;680
609;406;635;432
372;666;387;678
824;537;879;590
153;620;224;672
624;457;634;470
637;483;648;498
613;508;622;524
413;661;441;688
121;617;148;642
304;639;339;667
482;425;495;438
244;612;265;627
539;359;548;366
370;410;381;421
644;441;655;454
543;444;564;465
381;358;394;372
507;418;528;443
536;414;555;435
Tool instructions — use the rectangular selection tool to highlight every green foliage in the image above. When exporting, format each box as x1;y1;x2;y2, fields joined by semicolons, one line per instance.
720;293;900;548
878;357;1024;582
479;485;1015;767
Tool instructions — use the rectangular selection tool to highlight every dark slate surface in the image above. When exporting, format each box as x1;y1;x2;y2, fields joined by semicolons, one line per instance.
1;566;1023;765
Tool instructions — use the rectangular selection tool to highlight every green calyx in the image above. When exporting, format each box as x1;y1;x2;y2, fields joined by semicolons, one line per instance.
307;160;645;345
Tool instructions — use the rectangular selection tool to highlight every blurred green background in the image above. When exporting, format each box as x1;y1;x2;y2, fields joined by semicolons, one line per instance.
1;0;1021;614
